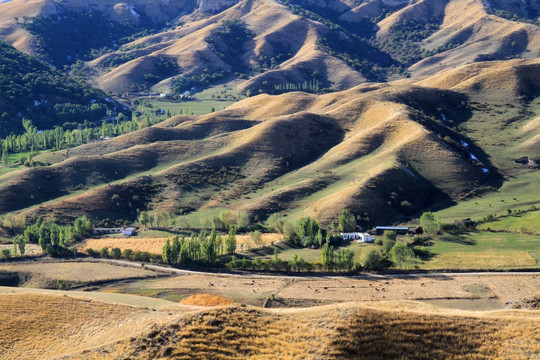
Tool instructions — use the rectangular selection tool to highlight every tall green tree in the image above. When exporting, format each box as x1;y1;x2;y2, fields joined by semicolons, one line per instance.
338;209;357;232
390;242;415;269
382;231;397;255
420;211;441;235
225;226;236;255
162;239;171;264
321;243;335;270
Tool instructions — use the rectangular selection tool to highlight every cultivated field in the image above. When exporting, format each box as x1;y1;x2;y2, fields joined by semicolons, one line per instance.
0;261;159;288
80;232;284;254
103;271;540;310
417;231;540;269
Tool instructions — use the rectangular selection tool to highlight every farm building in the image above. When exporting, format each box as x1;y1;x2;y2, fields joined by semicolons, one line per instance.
375;226;410;235
341;232;375;243
92;228;123;235
122;227;137;236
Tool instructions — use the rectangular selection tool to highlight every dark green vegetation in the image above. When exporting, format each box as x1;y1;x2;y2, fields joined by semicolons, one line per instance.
280;0;443;80
0;41;121;137
206;20;254;73
379;19;440;66
483;0;540;25
21;6;160;67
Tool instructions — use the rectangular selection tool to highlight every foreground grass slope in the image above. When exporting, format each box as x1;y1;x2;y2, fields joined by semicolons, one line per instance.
1;291;537;360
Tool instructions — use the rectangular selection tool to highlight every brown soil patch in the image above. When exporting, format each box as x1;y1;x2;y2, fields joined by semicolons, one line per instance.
180;293;234;306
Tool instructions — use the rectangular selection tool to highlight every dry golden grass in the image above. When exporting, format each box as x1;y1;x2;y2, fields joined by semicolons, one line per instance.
0;261;156;285
0;282;538;359
0;293;161;360
80;233;283;255
0;243;41;255
81;237;170;254
181;294;234;307
64;301;540;360
236;232;283;247
275;274;540;305
423;251;537;270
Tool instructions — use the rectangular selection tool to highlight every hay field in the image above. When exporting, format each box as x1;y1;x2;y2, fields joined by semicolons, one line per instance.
0;261;157;286
423;251;537;270
80;233;284;254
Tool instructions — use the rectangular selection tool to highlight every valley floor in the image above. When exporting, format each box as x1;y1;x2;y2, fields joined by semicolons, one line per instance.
0;259;538;359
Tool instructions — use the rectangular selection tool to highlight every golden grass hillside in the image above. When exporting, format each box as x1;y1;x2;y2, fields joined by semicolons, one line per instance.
5;56;537;225
61;301;540;359
2;0;539;97
3;83;481;225
0;293;168;360
80;232;282;254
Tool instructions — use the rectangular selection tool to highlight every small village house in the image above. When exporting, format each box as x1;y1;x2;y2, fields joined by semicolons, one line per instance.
341;232;375;243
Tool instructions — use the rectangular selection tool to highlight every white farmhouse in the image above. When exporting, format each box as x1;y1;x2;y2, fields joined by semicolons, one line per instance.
340;232;375;243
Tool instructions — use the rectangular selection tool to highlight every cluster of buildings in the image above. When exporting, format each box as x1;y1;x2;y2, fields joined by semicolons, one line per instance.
92;227;137;236
341;226;411;243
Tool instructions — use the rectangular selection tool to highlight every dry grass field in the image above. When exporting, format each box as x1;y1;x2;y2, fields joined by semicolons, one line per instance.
0;243;41;255
0;293;166;360
0;261;158;288
79;233;284;254
423;251;537;270
0;264;538;359
63;301;540;360
105;272;540;310
180;294;234;307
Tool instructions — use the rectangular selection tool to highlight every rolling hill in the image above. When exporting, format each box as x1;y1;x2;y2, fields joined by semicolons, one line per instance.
0;57;536;227
0;0;538;227
0;0;538;96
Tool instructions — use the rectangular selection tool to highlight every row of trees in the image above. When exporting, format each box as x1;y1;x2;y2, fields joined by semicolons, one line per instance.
19;216;92;254
162;228;237;265
0;115;160;162
137;209;251;231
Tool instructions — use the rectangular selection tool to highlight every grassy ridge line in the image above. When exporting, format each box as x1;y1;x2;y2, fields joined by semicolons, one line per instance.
63;301;540;359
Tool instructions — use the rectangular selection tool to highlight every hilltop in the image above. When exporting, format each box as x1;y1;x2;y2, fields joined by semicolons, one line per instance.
0;0;538;96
